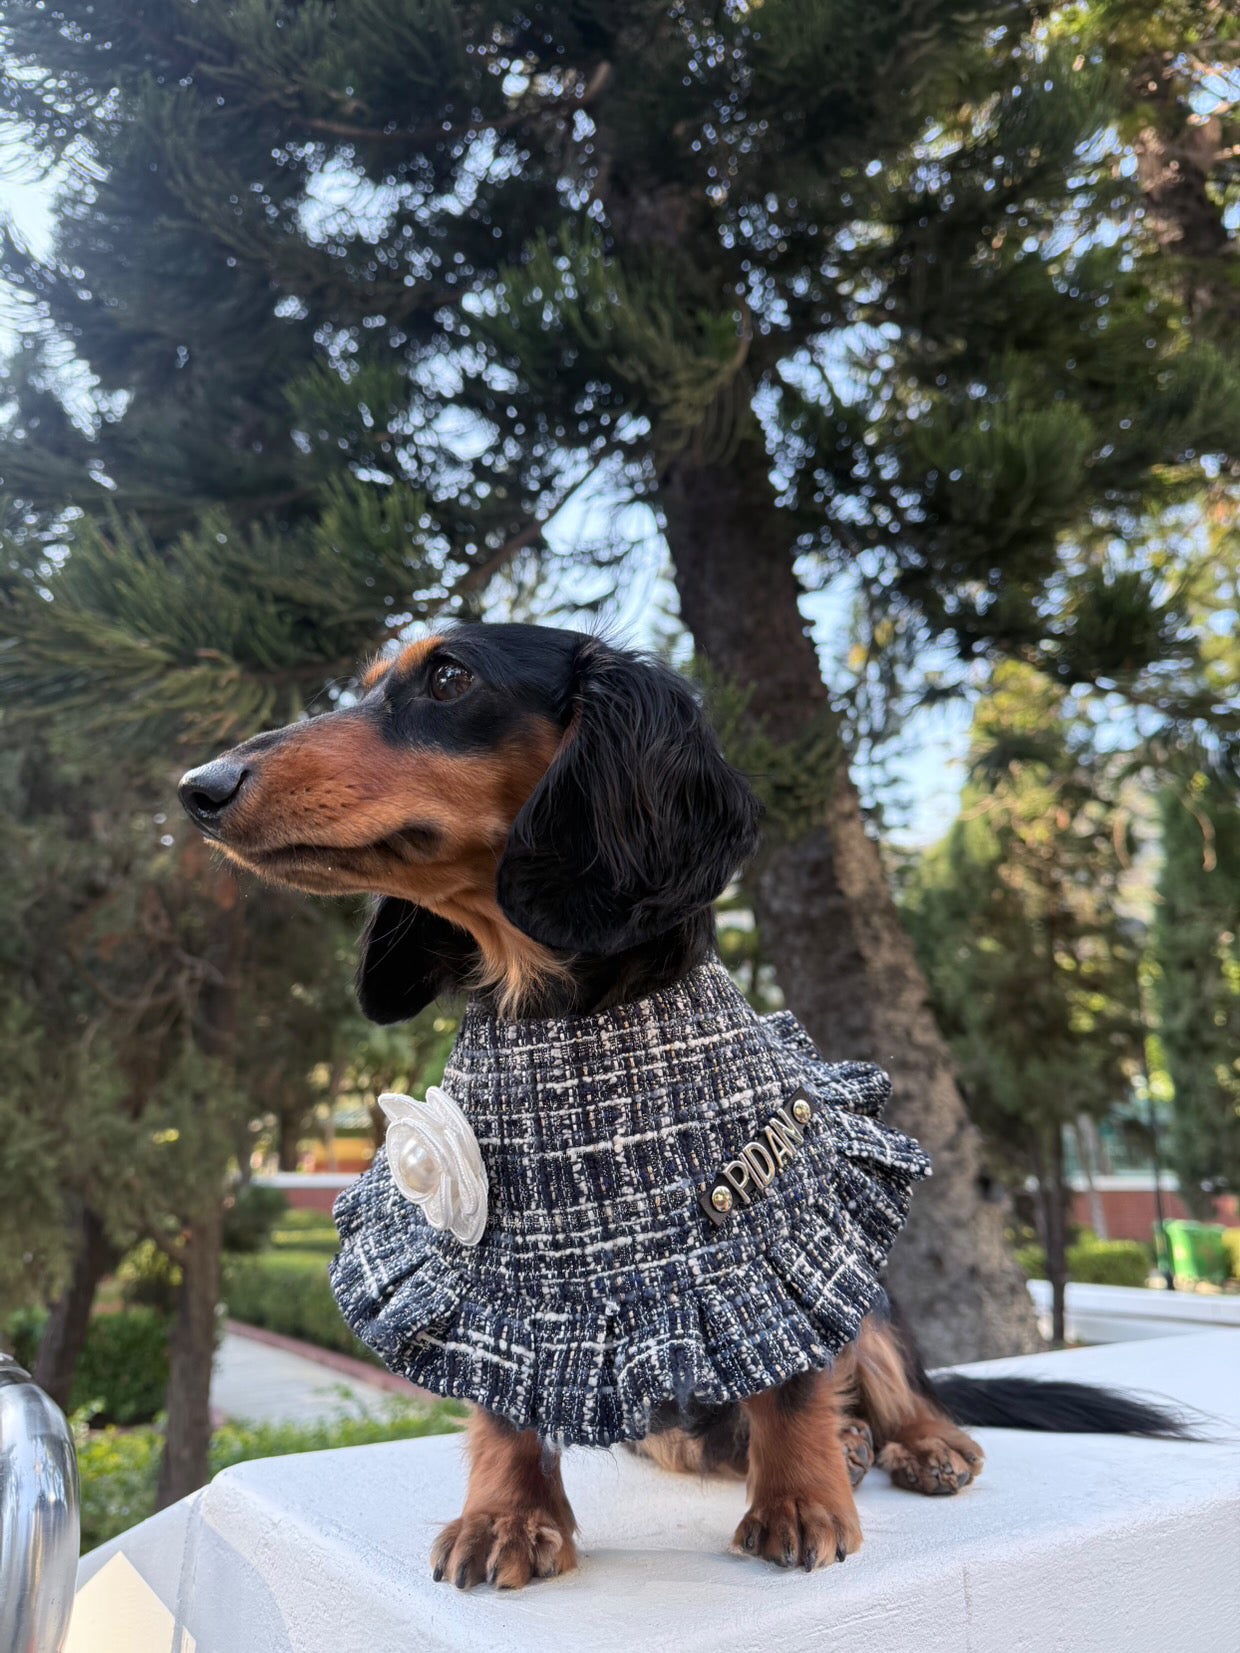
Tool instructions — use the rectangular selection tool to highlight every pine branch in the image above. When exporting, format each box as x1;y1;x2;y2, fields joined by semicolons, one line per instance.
436;448;612;609
301;60;612;147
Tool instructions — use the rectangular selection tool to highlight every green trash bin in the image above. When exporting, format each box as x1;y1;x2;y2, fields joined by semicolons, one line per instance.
1163;1219;1228;1285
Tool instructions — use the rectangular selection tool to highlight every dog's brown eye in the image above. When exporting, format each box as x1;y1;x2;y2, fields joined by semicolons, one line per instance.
429;660;473;702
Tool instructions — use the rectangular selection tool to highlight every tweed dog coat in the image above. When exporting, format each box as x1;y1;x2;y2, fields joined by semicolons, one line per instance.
330;961;930;1446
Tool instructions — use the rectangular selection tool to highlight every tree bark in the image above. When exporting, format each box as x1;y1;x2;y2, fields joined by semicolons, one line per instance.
1131;63;1237;327
32;1205;119;1407
1075;1117;1108;1240
660;445;1041;1366
155;1200;222;1509
277;1106;303;1172
156;868;242;1507
1038;1129;1068;1348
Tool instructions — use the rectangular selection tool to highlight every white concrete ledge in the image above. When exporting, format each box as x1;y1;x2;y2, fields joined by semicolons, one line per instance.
1027;1279;1240;1343
74;1332;1240;1653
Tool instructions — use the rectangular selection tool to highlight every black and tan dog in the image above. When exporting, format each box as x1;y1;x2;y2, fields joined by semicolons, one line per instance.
179;623;1183;1590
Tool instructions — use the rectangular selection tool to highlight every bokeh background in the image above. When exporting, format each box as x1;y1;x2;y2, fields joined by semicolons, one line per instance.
0;1;1237;1545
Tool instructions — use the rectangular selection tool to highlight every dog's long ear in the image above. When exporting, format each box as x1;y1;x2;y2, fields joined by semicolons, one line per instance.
496;641;762;956
356;898;479;1023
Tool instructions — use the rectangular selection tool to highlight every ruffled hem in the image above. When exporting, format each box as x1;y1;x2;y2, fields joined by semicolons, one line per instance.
330;1106;925;1446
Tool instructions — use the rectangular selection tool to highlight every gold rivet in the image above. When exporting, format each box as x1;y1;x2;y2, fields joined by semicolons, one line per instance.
711;1185;733;1213
793;1099;812;1125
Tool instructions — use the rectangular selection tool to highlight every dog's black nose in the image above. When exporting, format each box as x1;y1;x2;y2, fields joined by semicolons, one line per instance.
178;759;247;829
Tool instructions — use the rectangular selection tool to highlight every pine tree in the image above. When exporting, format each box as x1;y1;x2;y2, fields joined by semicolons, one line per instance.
902;664;1146;1341
4;3;1239;1367
0;2;459;1500
1153;777;1240;1211
1149;520;1240;1214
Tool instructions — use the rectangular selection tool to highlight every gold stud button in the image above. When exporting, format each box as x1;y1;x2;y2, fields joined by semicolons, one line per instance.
711;1185;734;1214
792;1098;812;1125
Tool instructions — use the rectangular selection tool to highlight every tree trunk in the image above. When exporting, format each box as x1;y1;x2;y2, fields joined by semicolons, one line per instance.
277;1107;303;1172
32;1206;119;1407
1131;67;1236;327
1074;1117;1108;1240
660;445;1041;1366
156;866;242;1507
1039;1130;1069;1347
155;1201;222;1509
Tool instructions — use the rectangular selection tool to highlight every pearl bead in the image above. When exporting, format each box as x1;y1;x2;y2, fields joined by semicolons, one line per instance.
398;1136;439;1196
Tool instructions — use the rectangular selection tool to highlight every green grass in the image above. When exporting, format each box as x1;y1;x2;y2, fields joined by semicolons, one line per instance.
77;1400;465;1552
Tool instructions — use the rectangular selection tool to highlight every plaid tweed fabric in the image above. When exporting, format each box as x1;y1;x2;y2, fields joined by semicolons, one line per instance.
330;960;930;1446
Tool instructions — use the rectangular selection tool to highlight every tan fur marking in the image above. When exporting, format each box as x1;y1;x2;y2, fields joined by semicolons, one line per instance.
853;1317;923;1439
208;704;568;1014
360;654;393;689
852;1318;985;1496
735;1370;862;1569
630;1429;747;1480
395;635;444;677
430;1408;578;1589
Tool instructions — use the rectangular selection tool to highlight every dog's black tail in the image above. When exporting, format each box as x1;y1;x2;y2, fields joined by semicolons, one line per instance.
929;1373;1198;1439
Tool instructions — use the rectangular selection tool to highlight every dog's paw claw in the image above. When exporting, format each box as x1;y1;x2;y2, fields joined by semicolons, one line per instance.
878;1430;984;1497
431;1508;577;1590
732;1495;861;1572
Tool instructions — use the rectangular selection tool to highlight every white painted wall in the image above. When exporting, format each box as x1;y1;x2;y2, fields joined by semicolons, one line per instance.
72;1331;1240;1653
1027;1280;1240;1344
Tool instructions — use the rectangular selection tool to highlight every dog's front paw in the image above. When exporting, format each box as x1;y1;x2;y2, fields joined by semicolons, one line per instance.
878;1427;984;1496
431;1506;578;1590
732;1492;862;1572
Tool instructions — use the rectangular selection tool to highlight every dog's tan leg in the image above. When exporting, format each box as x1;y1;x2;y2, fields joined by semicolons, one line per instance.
733;1369;863;1571
431;1407;578;1589
854;1317;984;1495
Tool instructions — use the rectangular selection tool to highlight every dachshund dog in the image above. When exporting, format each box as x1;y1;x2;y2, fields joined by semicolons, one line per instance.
179;623;1183;1590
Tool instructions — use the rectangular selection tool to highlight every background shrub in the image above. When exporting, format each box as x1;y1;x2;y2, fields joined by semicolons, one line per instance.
71;1308;170;1424
3;1305;48;1371
117;1241;181;1315
222;1251;371;1360
1010;1236;1151;1288
76;1422;163;1550
1014;1243;1047;1280
1067;1237;1151;1288
277;1209;339;1233
222;1184;290;1254
3;1306;171;1423
77;1402;465;1551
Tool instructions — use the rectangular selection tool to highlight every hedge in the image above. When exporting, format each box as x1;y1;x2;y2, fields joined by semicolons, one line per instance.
269;1226;339;1255
78;1402;465;1552
268;1207;339;1255
1223;1229;1240;1283
1015;1237;1151;1290
222;1250;373;1361
3;1306;169;1425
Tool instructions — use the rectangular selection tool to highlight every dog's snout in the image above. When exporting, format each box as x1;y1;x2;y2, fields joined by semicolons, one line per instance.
178;759;248;830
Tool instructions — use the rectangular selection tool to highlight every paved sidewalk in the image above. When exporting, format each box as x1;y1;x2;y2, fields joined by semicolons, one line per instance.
211;1328;399;1425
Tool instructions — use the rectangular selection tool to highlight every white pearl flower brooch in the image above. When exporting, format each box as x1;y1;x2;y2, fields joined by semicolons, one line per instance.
380;1087;489;1247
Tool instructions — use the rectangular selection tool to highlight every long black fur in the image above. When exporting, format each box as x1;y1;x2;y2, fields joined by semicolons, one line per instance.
496;636;762;961
887;1295;1197;1439
356;899;479;1025
929;1374;1197;1439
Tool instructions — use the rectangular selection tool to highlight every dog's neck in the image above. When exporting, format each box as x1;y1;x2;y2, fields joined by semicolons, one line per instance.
469;907;720;1019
